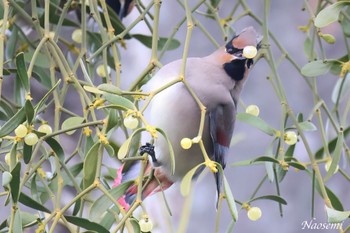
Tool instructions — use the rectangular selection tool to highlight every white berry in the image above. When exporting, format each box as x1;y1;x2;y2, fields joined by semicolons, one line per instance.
243;46;257;59
180;138;192;150
139;217;153;232
72;29;82;43
14;124;28;138
96;64;111;77
24;133;39;146
247;206;262;221
284;131;298;145
246;105;260;116
38;124;53;135
123;115;139;129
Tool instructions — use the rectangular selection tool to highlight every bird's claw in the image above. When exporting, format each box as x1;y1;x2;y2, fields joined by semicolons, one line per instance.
140;143;157;163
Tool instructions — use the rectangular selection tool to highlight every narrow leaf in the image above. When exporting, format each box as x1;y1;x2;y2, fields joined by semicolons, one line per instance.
13;208;23;233
83;142;102;189
10;162;21;203
18;193;50;213
34;79;61;115
16;52;29;92
0;107;26;138
331;73;350;103
325;206;350;223
223;175;239;221
64;215;109;233
251;156;280;164
301;60;331;77
83;85;104;94
45;137;65;162
20;211;38;228
117;137;132;160
89;181;133;222
103;93;135;110
24;99;34;123
180;164;203;196
315;2;349;28
97;83;122;95
250;195;287;205
23;143;32;164
157;127;175;175
298;121;317;131
61;117;85;135
236;112;276;136
324;132;343;181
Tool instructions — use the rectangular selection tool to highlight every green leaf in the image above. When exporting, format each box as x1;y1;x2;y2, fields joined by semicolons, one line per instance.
223;175;239;221
132;34;181;51
64;215;109;233
83;85;104;95
99;206;119;229
24;99;34;124
304;37;317;61
313;173;344;211
288;161;306;170
45;137;65;162
106;109;119;133
23;143;32;164
117;137;132;160
15;52;29;92
89;181;133;222
18;193;50;213
341;6;350;37
236;112;276;136
277;144;296;182
13;208;22;233
61;116;85;135
24;49;50;68
315;126;350;159
103;93;136;110
298;121;317;131
301;60;331;77
325;206;350;223
251;156;280;164
0;106;26;138
97;83;123;95
39;2;79;27
315;2;350;28
129;217;141;233
104;144;115;157
83;142;102;189
10;162;21;203
21;211;38;228
332;74;350;103
250;195;288;205
180;163;203;196
324;132;344;181
156;127;175;175
34;79;61;115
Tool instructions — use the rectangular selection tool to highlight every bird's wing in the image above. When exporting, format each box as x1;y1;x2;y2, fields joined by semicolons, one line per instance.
209;102;236;202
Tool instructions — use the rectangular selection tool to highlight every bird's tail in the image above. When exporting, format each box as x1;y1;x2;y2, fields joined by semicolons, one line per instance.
113;161;173;210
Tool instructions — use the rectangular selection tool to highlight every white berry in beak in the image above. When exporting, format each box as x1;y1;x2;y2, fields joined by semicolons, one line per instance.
243;45;257;59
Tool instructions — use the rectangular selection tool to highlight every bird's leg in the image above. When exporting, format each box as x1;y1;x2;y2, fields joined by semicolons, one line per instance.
140;143;157;163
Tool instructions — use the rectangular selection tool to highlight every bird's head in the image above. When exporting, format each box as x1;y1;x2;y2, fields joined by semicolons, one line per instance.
223;27;262;81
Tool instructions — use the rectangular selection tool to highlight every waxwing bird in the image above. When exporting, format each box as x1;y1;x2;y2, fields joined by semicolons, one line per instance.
117;27;261;207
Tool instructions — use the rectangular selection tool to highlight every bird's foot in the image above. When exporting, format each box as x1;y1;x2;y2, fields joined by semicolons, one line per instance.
140;143;157;163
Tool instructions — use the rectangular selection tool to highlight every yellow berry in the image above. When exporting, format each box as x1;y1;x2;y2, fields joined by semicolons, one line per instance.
38;124;53;135
243;46;257;59
139;217;153;232
72;29;82;43
325;159;339;174
123;115;139;129
96;64;111;77
15;124;28;138
246;105;260;116
24;133;39;146
180;138;192;150
247;206;262;221
284;131;298;145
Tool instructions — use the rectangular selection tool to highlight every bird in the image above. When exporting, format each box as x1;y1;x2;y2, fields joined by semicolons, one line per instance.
116;26;261;208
